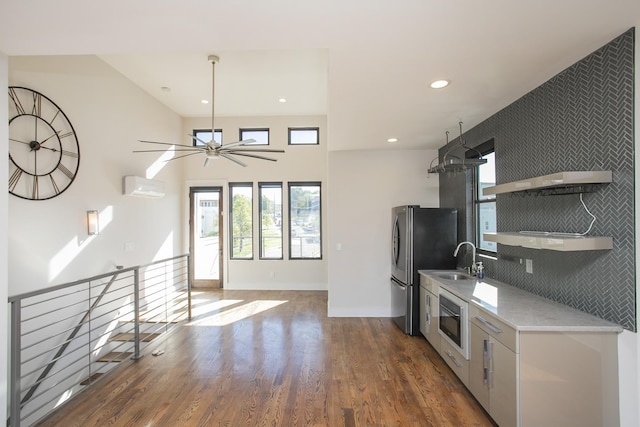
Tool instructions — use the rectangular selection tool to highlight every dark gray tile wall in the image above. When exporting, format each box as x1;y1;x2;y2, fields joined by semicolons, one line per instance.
439;28;636;331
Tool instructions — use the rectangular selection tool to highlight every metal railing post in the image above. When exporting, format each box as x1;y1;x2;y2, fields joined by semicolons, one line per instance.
10;300;22;427
132;267;142;360
187;254;192;320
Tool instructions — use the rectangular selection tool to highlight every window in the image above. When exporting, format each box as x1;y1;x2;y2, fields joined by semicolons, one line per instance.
229;183;253;259
192;129;222;146
475;145;496;253
288;127;319;145
239;128;269;145
259;182;283;259
289;182;321;259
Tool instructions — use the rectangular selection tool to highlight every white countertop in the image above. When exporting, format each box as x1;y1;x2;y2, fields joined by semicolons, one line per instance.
419;269;622;333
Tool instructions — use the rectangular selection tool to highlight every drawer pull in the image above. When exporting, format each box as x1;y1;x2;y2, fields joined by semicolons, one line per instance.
444;349;462;367
476;316;503;334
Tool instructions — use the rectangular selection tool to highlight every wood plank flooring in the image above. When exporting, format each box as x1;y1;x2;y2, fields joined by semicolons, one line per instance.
36;290;495;427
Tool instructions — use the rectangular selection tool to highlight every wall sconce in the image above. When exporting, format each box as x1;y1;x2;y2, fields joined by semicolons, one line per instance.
87;210;100;235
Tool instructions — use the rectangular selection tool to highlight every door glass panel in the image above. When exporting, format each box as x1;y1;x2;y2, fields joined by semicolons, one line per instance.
192;189;221;283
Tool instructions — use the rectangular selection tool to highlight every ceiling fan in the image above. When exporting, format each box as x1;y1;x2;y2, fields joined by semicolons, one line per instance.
135;55;285;167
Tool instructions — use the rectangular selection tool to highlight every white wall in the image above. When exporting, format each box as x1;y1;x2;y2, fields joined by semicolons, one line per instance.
8;56;184;295
327;148;440;316
181;115;328;290
0;51;9;426
618;22;640;427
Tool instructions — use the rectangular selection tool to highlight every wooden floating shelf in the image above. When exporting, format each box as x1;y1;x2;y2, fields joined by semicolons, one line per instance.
484;232;613;251
483;171;612;196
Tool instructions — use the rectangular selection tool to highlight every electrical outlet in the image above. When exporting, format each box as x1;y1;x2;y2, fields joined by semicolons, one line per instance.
525;259;533;274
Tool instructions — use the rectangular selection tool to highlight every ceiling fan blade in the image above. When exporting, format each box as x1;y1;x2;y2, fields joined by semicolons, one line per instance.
219;152;247;167
219;138;256;150
188;133;220;147
164;152;204;161
230;152;278;162
224;148;285;154
132;148;203;153
138;140;195;149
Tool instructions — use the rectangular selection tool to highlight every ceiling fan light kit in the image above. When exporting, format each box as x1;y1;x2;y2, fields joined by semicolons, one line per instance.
135;55;285;167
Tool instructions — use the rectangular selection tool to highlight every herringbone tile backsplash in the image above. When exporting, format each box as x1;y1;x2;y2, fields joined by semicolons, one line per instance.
440;28;636;331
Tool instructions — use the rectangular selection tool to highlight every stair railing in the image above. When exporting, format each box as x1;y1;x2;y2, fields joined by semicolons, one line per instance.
8;254;191;427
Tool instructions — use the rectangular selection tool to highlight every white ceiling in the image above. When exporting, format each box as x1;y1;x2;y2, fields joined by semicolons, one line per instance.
1;0;638;151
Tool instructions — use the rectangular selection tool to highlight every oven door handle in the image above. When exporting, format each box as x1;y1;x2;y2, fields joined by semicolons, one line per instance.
439;304;460;318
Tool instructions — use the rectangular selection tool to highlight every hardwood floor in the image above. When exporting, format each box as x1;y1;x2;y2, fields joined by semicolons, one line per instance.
37;290;494;427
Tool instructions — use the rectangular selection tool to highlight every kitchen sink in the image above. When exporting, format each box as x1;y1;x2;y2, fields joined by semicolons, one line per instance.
436;273;474;281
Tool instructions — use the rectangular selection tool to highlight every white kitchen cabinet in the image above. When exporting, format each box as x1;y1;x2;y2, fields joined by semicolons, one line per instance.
469;322;518;427
467;304;618;427
439;336;469;387
420;270;620;427
419;275;440;352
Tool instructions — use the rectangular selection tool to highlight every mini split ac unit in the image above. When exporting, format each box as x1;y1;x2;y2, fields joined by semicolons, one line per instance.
122;176;165;198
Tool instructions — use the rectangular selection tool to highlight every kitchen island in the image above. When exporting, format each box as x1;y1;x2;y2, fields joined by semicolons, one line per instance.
419;270;622;427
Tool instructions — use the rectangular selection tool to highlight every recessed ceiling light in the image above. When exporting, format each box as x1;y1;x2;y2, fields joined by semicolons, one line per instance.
430;80;449;89
387;138;398;143
201;99;209;104
278;98;287;103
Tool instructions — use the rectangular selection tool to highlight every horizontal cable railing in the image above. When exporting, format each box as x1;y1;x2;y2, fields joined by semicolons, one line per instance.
8;254;191;427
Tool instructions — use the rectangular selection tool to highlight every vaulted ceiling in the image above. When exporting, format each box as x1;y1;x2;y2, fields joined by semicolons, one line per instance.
1;1;638;151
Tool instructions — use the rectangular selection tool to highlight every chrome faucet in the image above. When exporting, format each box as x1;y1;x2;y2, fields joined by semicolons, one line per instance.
454;241;478;275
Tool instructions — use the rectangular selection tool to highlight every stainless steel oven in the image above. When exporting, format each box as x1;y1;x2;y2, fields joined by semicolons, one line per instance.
438;287;469;359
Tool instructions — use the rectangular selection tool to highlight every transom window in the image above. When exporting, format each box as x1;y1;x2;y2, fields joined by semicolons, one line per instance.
239;128;269;146
288;127;319;145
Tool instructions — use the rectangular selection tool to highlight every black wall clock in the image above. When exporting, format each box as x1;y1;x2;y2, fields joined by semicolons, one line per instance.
8;86;80;200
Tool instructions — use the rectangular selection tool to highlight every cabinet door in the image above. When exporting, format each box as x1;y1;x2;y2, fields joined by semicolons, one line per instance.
469;323;490;411
425;290;440;352
490;338;518;427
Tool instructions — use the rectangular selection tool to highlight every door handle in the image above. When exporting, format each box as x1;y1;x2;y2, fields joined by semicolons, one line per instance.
444;349;462;367
475;316;503;334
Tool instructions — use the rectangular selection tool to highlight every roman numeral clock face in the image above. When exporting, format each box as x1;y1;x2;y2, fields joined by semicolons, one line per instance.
8;87;80;200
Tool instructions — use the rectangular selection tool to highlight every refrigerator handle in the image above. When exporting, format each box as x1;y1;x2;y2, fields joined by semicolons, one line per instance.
392;216;400;266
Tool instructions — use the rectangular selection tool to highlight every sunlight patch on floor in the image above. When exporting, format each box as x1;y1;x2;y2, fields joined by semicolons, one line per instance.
190;298;243;318
190;299;287;326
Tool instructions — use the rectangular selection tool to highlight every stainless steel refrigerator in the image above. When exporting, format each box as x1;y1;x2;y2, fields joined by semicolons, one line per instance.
391;205;457;335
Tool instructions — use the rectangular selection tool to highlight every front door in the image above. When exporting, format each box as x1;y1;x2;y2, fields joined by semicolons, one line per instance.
190;187;223;288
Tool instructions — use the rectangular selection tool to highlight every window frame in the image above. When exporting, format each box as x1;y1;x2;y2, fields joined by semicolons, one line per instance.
192;128;223;147
259;182;283;260
288;127;319;145
288;182;322;260
471;139;496;256
239;128;269;146
229;182;254;260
